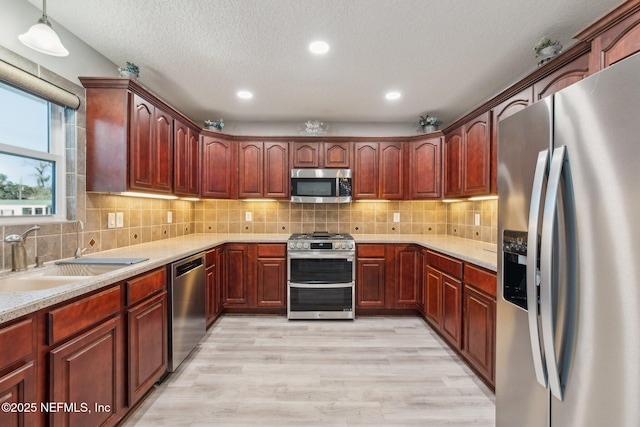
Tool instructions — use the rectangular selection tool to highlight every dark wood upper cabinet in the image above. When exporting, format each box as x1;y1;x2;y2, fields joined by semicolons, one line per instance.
201;135;238;199
491;87;534;194
80;78;179;195
238;141;263;198
444;111;491;197
353;142;379;198
533;53;590;101
238;141;289;199
324;141;350;168
292;141;320;168
407;136;442;199
174;119;200;196
443;129;464;197
353;141;403;199
292;141;350;168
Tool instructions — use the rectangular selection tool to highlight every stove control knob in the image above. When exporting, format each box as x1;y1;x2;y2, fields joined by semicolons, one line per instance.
303;242;309;249
296;242;302;249
348;243;354;249
341;243;346;249
288;242;295;249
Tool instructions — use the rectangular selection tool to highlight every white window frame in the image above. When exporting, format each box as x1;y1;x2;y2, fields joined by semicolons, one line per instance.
0;86;67;224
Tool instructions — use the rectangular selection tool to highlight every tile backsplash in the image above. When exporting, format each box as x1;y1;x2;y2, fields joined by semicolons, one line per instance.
1;198;497;271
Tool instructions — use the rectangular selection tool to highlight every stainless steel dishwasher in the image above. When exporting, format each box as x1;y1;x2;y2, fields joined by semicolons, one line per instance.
168;252;206;372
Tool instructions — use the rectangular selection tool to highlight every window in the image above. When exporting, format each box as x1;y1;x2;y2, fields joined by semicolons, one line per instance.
0;81;65;218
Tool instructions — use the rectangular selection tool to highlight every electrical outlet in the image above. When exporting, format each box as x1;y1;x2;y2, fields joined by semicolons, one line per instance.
107;212;116;229
393;212;400;222
116;212;124;228
474;213;481;226
167;211;173;223
245;211;252;222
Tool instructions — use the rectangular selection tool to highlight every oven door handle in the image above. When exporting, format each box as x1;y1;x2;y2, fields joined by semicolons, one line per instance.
289;282;354;289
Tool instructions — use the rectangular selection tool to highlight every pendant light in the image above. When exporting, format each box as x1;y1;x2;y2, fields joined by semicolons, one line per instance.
18;0;69;57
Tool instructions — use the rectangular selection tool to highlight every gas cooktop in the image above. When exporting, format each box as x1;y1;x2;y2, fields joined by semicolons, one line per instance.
289;232;354;241
288;232;355;251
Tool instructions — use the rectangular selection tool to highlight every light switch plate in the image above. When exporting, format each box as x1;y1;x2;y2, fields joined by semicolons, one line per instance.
245;211;252;222
107;212;116;229
167;211;173;223
116;212;124;228
474;213;481;226
393;212;400;222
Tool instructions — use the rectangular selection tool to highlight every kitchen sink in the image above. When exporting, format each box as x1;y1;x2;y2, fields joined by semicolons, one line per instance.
0;263;128;292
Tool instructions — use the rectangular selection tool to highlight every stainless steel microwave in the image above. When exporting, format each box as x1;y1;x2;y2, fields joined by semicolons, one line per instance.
290;169;352;203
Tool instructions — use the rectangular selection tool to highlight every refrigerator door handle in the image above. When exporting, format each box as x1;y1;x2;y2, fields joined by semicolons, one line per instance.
541;144;577;401
527;149;550;389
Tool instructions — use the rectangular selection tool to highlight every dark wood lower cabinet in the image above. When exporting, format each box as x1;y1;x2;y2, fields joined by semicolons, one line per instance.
463;285;495;384
127;291;168;407
223;244;250;307
0;362;36;427
425;266;442;326
441;274;462;349
49;316;122;427
206;248;222;326
255;244;287;308
394;245;419;308
356;244;387;309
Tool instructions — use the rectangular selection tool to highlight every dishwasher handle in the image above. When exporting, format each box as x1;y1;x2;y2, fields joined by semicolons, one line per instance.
175;257;204;278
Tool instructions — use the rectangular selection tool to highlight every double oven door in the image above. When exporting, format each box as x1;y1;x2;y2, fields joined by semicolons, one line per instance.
287;252;355;319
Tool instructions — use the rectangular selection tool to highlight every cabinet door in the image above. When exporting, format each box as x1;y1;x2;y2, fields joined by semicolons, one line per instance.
394;245;418;307
223;244;250;307
127;292;167;406
416;249;427;313
463;285;495;385
441;274;462;349
50;316;122;427
256;258;286;307
379;142;403;199
264;142;289;198
353;142;378;199
173;119;189;195
201;136;238;198
324;142;350;168
586;8;640;73
292;141;320;168
238;142;263;198
174;121;200;196
491;88;533;193
153;108;173;192
533;53;589;101
0;362;36;427
130;95;154;191
463;111;491;195
356;258;386;308
409;137;442;199
443;128;463;197
425;266;442;326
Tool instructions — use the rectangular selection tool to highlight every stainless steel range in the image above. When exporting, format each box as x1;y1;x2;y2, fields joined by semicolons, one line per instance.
287;232;355;319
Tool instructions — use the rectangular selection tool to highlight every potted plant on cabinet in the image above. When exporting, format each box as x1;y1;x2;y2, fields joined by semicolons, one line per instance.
416;115;442;133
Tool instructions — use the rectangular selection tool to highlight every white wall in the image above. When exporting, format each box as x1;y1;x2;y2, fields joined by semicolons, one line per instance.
0;0;116;84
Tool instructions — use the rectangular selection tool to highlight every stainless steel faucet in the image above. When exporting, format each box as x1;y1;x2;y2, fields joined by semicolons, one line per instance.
3;225;41;271
74;220;87;258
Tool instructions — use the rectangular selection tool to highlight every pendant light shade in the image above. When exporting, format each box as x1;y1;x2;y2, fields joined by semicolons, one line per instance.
18;0;68;57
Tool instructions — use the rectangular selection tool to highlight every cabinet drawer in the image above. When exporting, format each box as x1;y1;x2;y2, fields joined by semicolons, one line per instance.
0;318;34;371
464;264;496;297
48;286;121;345
206;249;217;266
357;244;385;257
427;250;463;279
126;268;166;306
257;243;286;257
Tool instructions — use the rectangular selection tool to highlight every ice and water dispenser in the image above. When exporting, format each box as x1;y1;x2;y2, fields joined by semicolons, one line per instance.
502;230;532;310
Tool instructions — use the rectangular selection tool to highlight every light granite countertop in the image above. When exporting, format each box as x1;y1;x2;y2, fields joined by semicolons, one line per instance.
0;233;496;324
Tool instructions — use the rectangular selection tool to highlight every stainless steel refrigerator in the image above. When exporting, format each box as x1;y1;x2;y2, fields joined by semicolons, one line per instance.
496;51;640;427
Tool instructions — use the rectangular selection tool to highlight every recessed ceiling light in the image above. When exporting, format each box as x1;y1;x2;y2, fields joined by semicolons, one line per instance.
385;91;401;100
309;40;330;54
237;90;253;99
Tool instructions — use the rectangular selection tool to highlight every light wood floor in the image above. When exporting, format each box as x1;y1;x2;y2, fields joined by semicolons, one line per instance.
123;316;495;426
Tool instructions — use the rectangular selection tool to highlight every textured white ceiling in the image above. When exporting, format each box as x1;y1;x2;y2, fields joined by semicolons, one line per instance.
31;0;621;126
